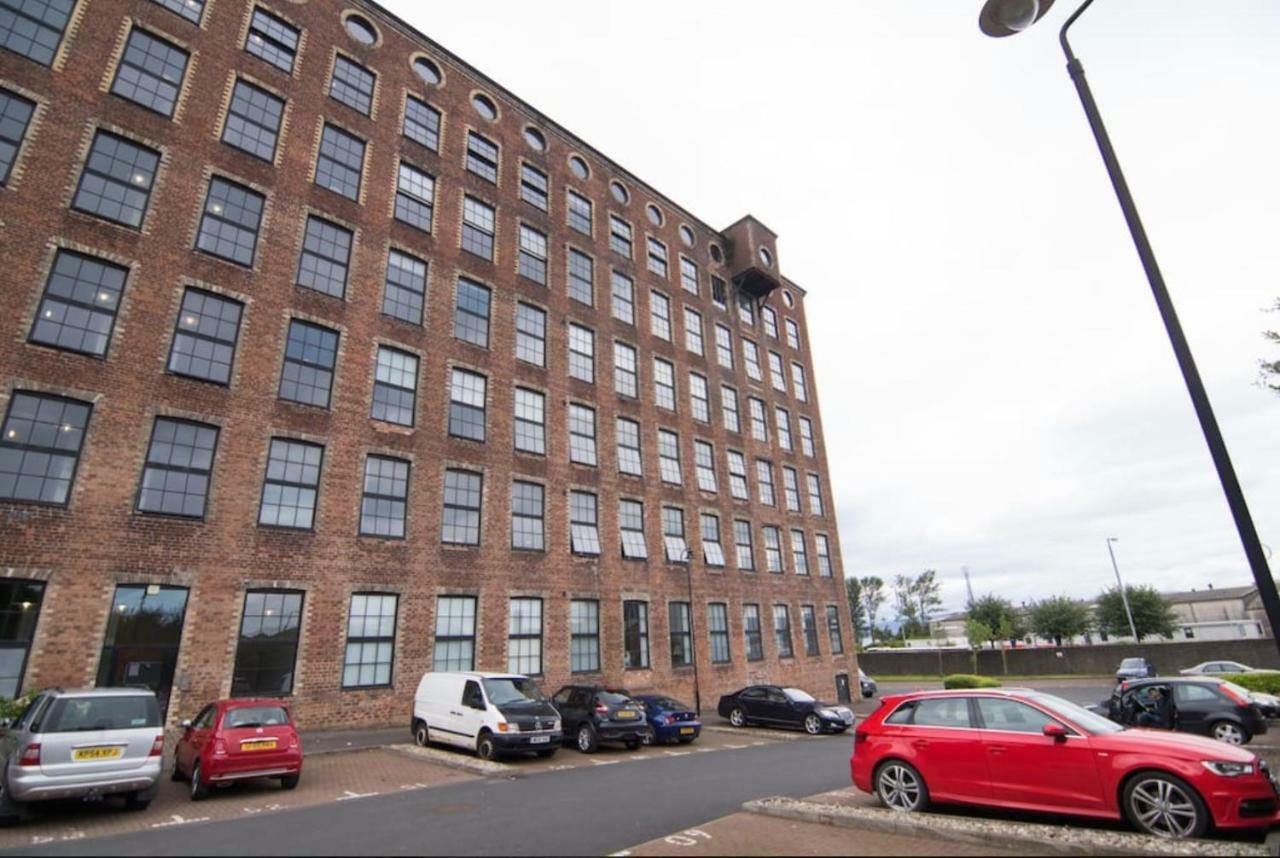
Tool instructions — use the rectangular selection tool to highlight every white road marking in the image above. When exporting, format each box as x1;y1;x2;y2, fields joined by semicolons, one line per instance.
337;789;380;801
151;814;211;828
664;829;712;847
663;751;691;757
590;759;619;766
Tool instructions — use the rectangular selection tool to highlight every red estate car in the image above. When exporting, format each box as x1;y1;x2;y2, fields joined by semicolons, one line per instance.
172;699;303;800
852;688;1278;838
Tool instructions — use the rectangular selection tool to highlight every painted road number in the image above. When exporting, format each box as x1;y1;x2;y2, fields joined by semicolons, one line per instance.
664;829;711;847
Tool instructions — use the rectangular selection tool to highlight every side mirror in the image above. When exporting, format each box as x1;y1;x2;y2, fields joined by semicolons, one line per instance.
0;717;11;729
180;719;193;730
467;696;486;711
1043;723;1068;741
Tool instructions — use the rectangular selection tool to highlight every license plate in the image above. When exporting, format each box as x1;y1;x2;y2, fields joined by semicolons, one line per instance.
529;736;550;744
240;740;277;752
72;746;123;761
615;710;637;720
680;727;695;735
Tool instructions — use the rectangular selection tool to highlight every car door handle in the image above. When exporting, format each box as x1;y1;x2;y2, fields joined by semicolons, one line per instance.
449;710;462;717
911;739;928;749
987;745;1006;754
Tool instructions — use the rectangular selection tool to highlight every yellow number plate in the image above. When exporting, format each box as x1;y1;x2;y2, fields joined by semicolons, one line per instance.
680;727;695;735
72;746;123;761
241;740;277;752
615;710;637;720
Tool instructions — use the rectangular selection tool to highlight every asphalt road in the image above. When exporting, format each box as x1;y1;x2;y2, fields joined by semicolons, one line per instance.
8;734;855;857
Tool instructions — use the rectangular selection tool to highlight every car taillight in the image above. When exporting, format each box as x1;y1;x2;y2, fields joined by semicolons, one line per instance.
289;732;300;750
595;703;609;715
149;735;164;757
18;743;40;766
664;715;677;725
1220;684;1253;707
214;738;227;756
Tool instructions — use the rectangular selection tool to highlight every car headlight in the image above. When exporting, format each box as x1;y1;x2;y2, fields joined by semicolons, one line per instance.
819;708;838;718
1202;760;1255;777
553;718;561;732
497;721;520;733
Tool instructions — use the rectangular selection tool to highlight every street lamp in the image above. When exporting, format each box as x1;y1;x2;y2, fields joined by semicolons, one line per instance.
978;0;1280;656
1105;537;1139;641
680;547;702;716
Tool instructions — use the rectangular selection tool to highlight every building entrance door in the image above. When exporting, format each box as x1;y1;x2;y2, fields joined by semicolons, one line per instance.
835;672;852;704
96;584;189;715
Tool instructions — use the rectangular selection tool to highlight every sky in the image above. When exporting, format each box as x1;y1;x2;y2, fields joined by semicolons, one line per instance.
380;0;1280;615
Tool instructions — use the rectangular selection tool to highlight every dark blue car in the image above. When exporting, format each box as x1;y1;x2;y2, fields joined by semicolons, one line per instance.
633;695;701;746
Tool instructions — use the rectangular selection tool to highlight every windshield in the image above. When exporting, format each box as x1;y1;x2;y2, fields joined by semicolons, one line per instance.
1028;692;1124;735
44;695;161;733
783;688;816;703
225;705;289;729
483;677;547;706
1120;659;1144;668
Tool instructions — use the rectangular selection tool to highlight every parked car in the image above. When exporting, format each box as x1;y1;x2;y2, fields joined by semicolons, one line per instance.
551;685;647;753
172;698;302;800
1179;661;1277;676
632;695;700;746
1103;677;1267;745
412;672;561;761
718;685;854;735
1250;692;1280;719
1114;657;1157;684
852;687;1279;838
0;687;163;821
859;669;878;699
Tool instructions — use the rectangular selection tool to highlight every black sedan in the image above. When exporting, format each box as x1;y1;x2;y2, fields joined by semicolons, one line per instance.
1104;677;1267;745
717;685;854;735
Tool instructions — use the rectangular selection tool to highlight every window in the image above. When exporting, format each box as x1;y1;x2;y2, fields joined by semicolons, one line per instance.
72;131;158;228
567;249;593;305
801;605;819;656
762;306;779;340
678;258;699;296
521;163;548;211
567;189;592;234
466;131;498;183
454;278;491;347
257;439;322;529
570;600;600;673
360;456;409;538
513;388;545;455
372;347;417;426
342;594;396;688
763;526;784;573
653;358;675;410
610;181;628;204
296;215;352;299
826;605;844;653
567;324;594;383
508;598;542;674
611;271;634;324
232;590;302;696
711;276;727;308
569;491;600;555
609;215;632;257
714;325;734;369
694;440;717;493
245;6;298;73
749;398;768;442
0;579;43;697
743;339;763;381
315;123;364;200
448;368;486;441
568;404;597;466
793;363;809;402
1;0;73;65
111;28;188;117
783;467;800;512
757;460;775;506
669;602;692;668
434;596;476;671
657;429;681;485
220;80;285;165
524;126;545;151
471;92;497;120
515;302;545;366
734;520;754;570
701;513;724;567
646;204;663;226
799;416;816;457
807;474;825;516
394;162;434;231
738;291;756;326
689;373;710;423
975;699;1059;734
168;287;242;384
684;308;704;356
403;95;440;151
29;249;127;357
768;351;787;392
722;386;741;433
613;341;638;398
727;451;749;500
773;605;793;657
383;249;427;325
785;318;801;349
516;225;547;284
619;499;647;559
279;320;338;408
0;89;34;185
791;530;809;575
816;534;833;577
708;604;730;663
137;418;217;518
623;601;649;669
330;55;374;115
616;417;642;477
662;506;687;562
441;470;482;545
744;604;764;661
647;237;667;278
650;291;671;340
344;13;376;44
510;480;544;550
461;195;496;260
196;177;264;267
776;407;793;451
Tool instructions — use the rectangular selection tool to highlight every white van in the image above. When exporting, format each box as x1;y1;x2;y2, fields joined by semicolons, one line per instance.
411;672;562;760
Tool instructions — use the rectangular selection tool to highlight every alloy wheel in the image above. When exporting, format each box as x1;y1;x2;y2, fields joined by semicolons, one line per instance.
877;764;922;812
729;708;745;727
1128;777;1200;838
804;714;822;735
1212;722;1245;745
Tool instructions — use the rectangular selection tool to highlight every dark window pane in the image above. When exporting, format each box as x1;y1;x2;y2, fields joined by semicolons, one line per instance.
371;347;417;427
151;0;203;24
0;88;35;184
72;131;158;228
196;177;264;267
244;6;297;73
232;590;303;696
0;578;44;698
403;95;439;151
29;249;127;356
460;196;494;260
329;55;374;115
258;439;322;529
394;162;433;231
222;79;283;161
343;593;397;687
453;278;490;347
0;0;76;66
360;456;408;538
137;418;217;518
441;470;481;545
0;392;91;505
167;287;242;384
296;216;351;299
448;369;486;442
382;250;426;325
111;28;188;117
279;320;338;408
466;131;497;183
315;123;364;200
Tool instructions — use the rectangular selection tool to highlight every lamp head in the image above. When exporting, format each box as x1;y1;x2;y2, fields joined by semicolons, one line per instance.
978;0;1057;37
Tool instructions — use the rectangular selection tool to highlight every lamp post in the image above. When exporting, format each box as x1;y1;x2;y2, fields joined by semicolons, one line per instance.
1105;537;1139;641
978;0;1280;656
681;548;702;716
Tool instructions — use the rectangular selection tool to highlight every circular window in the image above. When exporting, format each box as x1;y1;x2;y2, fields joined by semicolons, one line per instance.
782;290;795;308
759;246;773;268
412;56;441;86
679;225;694;247
524;126;546;152
568;155;589;180
610;181;629;204
344;14;377;45
472;92;498;122
646;204;663;227
709;244;723;264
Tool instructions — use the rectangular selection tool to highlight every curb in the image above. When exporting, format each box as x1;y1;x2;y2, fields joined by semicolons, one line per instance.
702;725;805;742
740;797;1266;857
386;742;518;778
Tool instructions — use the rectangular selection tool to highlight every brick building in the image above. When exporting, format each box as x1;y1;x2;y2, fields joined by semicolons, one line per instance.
0;0;856;729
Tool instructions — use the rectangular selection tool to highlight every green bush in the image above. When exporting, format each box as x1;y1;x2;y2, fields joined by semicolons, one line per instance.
1222;673;1280;695
943;674;1002;689
0;689;39;723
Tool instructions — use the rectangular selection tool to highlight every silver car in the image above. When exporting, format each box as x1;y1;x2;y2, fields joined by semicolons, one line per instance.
0;688;163;820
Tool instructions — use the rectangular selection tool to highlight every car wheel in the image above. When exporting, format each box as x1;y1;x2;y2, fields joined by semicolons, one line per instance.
1210;721;1248;745
279;774;300;791
535;749;557;759
576;724;599;754
413;722;430;747
190;761;209;801
804;714;823;735
170;757;186;782
641;729;655;747
875;761;929;813
729;707;747;728
476;733;498;761
1123;772;1208;839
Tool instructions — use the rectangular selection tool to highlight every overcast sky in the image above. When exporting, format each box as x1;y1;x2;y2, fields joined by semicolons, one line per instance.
381;0;1280;614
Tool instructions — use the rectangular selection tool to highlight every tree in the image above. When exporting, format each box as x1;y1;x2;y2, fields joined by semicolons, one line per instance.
964;618;993;672
967;594;1016;648
860;576;886;638
844;577;868;642
1261;298;1280;393
1029;596;1092;646
893;574;923;638
914;569;943;628
1095;585;1177;642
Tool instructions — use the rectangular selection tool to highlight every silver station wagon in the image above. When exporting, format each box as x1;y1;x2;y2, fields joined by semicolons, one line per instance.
0;687;164;820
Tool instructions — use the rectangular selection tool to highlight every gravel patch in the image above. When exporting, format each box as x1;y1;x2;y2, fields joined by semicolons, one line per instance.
387;743;515;777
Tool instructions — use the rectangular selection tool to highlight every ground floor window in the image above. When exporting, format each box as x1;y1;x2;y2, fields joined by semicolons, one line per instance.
508;598;542;675
773;605;793;658
744;604;764;661
669;602;692;667
708;603;730;664
623;600;649;669
97;584;189;713
232;590;304;697
435;596;477;672
570;599;600;673
826;606;845;654
801;605;820;656
0;579;44;699
343;593;397;689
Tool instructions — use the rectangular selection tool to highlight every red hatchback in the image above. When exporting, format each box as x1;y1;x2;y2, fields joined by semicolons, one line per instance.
852;688;1279;839
172;699;303;800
